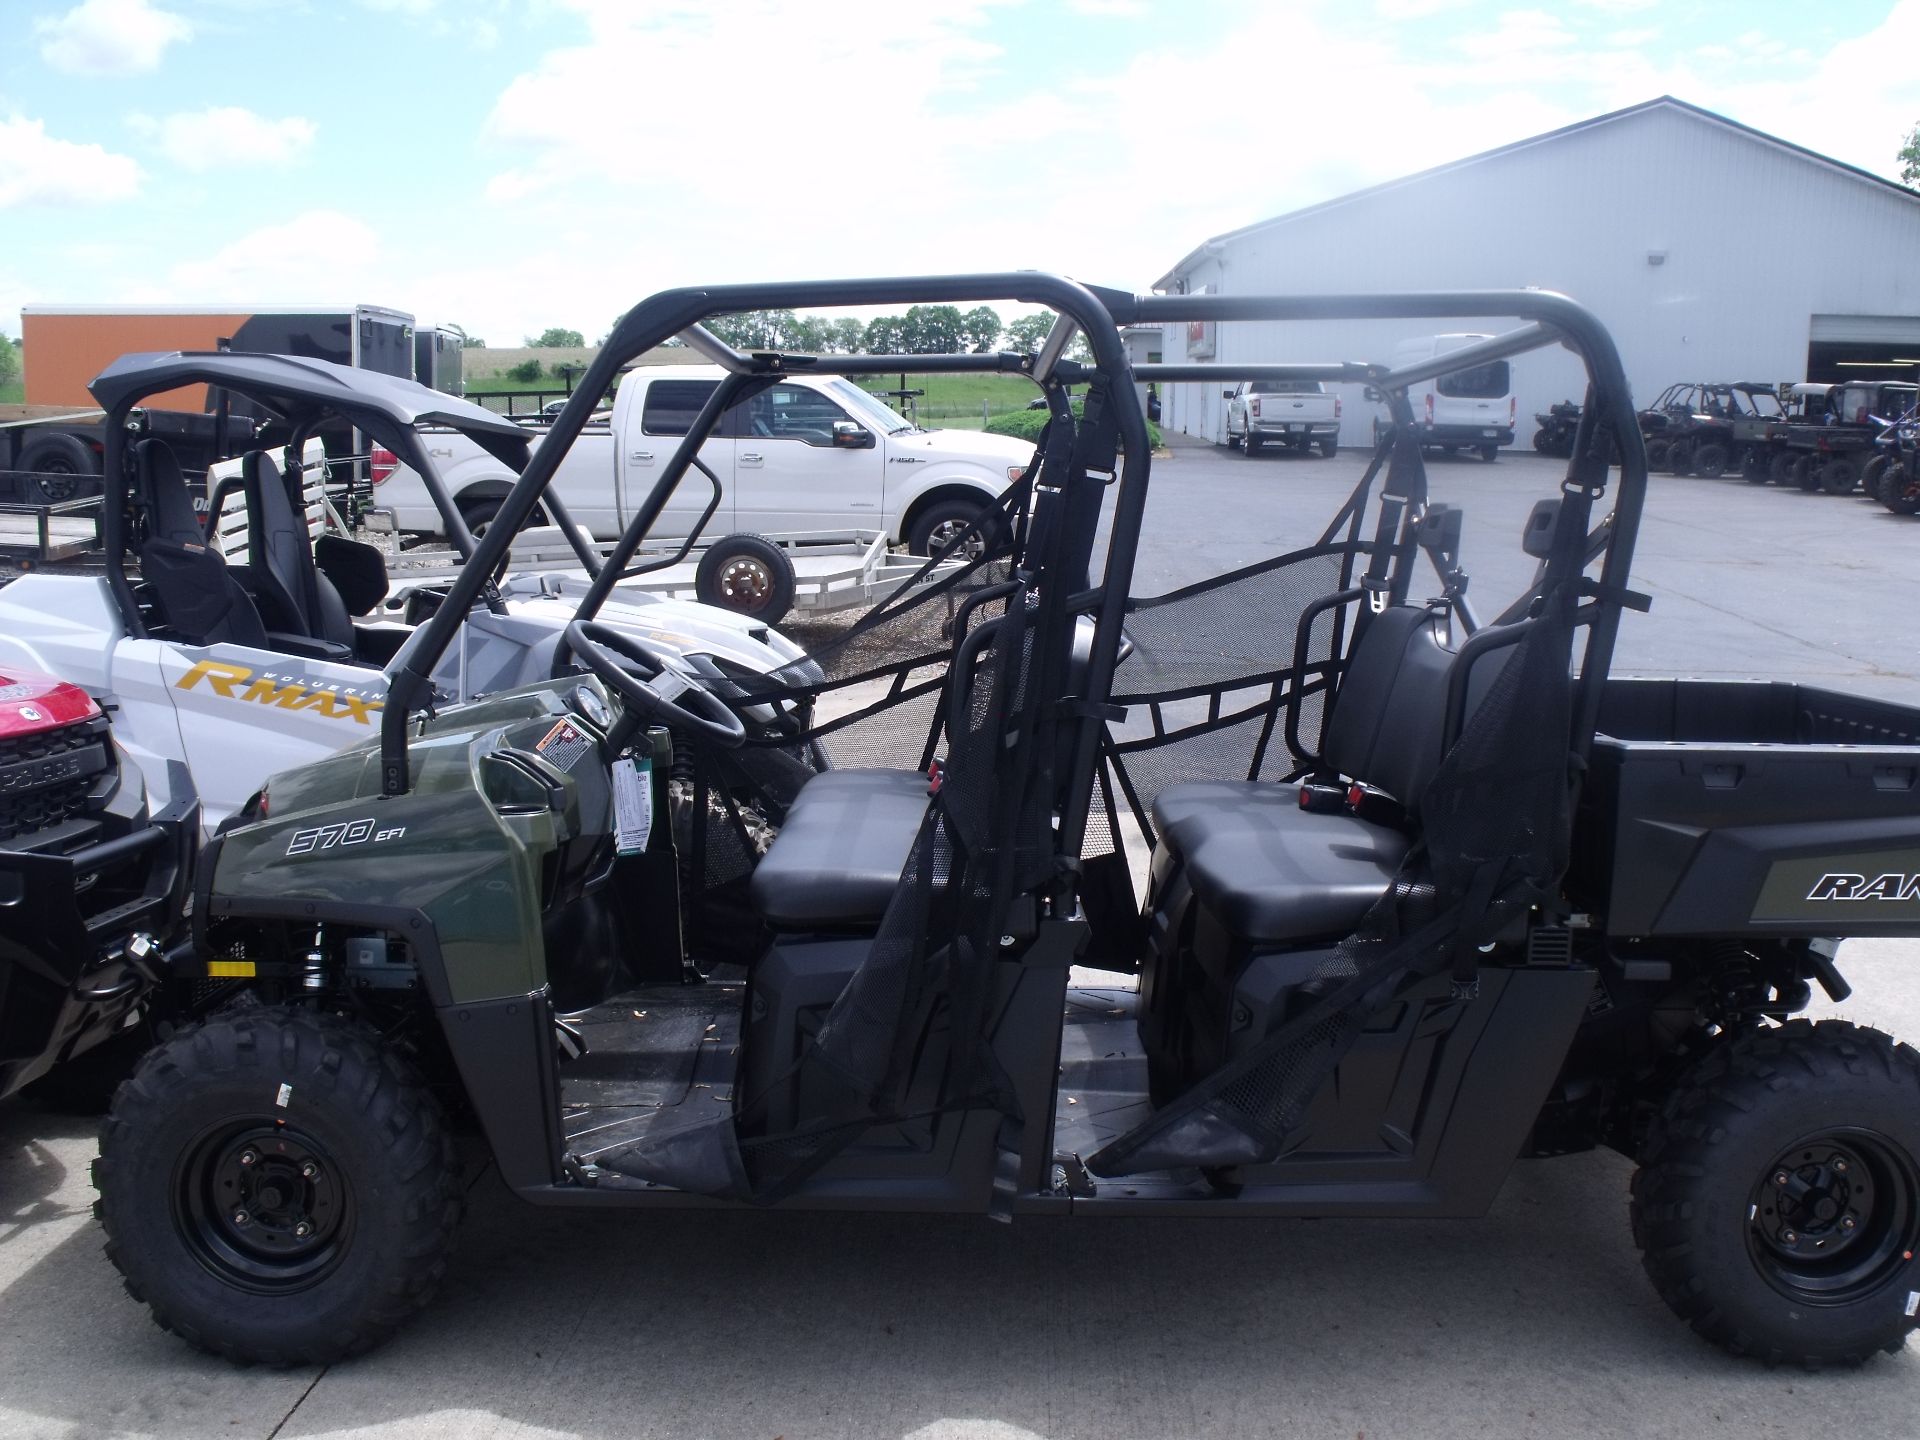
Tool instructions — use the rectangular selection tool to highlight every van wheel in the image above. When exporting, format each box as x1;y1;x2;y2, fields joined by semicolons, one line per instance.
694;533;796;625
93;1006;462;1366
458;497;547;540
1632;1020;1920;1368
1478;445;1499;463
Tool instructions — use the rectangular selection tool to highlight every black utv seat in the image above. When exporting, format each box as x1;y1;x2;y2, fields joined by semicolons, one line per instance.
1150;603;1497;947
748;768;930;930
1151;781;1407;942
134;438;271;649
243;449;355;652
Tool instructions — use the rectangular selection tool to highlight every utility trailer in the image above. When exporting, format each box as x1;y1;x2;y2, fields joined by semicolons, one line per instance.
384;526;965;628
90;275;1920;1376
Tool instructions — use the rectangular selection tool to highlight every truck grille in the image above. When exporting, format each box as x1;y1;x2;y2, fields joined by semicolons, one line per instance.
0;716;111;844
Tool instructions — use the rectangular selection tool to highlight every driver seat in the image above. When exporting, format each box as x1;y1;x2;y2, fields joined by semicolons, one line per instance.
134;438;271;649
242;449;355;651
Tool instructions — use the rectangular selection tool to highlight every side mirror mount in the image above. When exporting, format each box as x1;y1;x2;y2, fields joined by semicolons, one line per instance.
832;421;875;449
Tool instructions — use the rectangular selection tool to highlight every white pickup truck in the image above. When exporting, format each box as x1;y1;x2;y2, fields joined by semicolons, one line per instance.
370;365;1033;555
1223;380;1341;457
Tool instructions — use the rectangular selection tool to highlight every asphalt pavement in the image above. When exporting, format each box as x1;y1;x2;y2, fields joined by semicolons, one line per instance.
4;439;1920;1438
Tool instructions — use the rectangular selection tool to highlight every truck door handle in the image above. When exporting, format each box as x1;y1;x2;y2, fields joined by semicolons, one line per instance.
740;452;764;465
629;450;653;463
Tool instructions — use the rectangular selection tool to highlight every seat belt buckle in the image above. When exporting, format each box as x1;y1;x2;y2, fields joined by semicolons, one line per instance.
1297;779;1346;814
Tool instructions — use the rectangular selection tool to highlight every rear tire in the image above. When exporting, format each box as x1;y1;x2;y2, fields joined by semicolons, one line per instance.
1243;427;1263;455
458;496;548;540
1631;1020;1920;1368
1318;437;1337;459
1692;442;1730;479
1478;444;1498;463
1742;449;1770;484
93;1005;462;1366
1769;450;1796;486
1821;457;1860;496
1790;454;1818;491
1862;454;1893;503
693;532;797;625
1645;438;1671;471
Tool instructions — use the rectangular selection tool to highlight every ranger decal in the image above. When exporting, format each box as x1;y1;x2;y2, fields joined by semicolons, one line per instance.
1806;873;1920;902
175;660;383;724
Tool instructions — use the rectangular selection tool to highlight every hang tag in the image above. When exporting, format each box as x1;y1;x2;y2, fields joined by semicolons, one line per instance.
613;755;653;856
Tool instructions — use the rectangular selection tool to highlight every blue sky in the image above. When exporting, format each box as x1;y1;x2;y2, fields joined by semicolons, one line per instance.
4;0;1919;346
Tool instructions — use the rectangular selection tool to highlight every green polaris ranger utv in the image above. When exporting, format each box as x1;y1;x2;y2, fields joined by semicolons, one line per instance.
95;278;1920;1369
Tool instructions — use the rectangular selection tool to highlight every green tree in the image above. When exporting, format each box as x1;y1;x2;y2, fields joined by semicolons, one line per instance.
864;314;911;354
828;316;866;353
507;358;544;383
1004;312;1057;353
959;305;1003;352
900;304;965;354
0;333;19;387
526;327;585;347
785;315;834;353
706;309;801;350
1902;123;1920;186
459;333;486;349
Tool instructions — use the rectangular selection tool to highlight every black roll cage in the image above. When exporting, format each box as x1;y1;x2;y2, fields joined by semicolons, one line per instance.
86;350;609;640
365;281;1642;869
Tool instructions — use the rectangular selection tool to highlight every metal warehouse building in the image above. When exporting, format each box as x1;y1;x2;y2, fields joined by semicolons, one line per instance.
1152;96;1920;451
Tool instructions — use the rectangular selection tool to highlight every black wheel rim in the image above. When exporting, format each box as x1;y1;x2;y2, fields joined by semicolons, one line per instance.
173;1120;353;1294
34;473;80;502
1746;1127;1920;1307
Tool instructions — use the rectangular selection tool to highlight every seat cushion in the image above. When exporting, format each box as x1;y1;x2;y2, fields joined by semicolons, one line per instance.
750;768;929;931
1151;780;1406;943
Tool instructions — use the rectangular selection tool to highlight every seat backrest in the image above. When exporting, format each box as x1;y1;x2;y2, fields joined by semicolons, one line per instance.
136;438;204;546
242;450;355;647
243;449;316;633
140;539;270;649
1323;605;1510;811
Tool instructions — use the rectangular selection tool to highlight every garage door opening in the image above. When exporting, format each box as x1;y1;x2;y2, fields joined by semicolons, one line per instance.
1807;314;1920;384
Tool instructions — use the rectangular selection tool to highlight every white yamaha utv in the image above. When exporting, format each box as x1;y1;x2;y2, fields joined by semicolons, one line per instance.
0;352;820;838
94;278;1920;1370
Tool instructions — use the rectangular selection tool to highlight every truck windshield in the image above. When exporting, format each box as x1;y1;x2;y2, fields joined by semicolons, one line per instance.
1436;361;1509;399
829;378;915;434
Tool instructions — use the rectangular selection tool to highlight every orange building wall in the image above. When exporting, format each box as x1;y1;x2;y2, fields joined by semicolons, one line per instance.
22;312;254;411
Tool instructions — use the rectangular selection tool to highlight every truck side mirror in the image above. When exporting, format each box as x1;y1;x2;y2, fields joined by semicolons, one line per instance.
1363;386;1382;402
832;421;875;449
1222;389;1236;400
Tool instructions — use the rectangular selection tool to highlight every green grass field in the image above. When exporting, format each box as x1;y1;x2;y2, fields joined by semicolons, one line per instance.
0;378;23;405
853;372;1039;431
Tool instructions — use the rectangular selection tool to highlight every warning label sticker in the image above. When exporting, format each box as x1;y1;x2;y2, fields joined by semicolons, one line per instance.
534;718;594;773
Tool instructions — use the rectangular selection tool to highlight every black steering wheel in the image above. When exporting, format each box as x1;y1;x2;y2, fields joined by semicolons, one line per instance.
564;619;747;754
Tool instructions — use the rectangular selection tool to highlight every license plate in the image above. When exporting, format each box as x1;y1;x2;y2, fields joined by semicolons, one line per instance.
1483;429;1499;438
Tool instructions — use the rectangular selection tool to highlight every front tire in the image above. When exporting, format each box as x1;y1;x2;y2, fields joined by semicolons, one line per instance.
906;496;998;558
1632;1020;1920;1367
94;1006;462;1366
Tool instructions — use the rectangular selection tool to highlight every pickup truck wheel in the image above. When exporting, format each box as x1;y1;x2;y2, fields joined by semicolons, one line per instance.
458;497;547;540
1820;457;1859;495
1318;437;1337;459
1225;427;1241;450
694;534;796;625
18;432;98;502
907;498;1000;558
1242;428;1263;455
93;1005;462;1366
1632;1020;1920;1368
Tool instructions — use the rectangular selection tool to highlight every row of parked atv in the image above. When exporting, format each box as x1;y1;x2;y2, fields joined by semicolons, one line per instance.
1535;379;1920;510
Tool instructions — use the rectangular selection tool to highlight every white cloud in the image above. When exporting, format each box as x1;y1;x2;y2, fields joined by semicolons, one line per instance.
0;115;142;207
167;210;382;301
1066;0;1147;15
130;107;317;172
36;0;191;76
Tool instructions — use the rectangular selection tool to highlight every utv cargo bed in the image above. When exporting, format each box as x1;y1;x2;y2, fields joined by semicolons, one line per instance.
1585;678;1920;937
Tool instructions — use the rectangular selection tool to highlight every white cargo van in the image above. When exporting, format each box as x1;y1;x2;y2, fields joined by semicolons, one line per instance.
1372;333;1517;461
